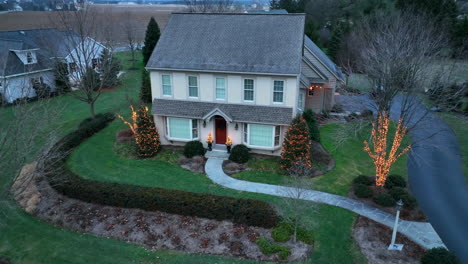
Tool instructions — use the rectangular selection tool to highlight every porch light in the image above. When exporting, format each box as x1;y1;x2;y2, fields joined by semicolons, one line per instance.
203;120;206;128
235;123;239;130
309;84;322;91
206;133;213;144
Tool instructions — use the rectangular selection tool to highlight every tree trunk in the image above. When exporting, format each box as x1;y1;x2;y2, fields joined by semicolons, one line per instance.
90;101;96;118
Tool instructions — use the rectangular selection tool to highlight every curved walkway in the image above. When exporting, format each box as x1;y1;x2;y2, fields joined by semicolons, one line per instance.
204;155;444;250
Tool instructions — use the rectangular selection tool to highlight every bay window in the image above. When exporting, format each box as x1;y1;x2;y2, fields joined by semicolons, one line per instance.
188;76;198;98
167;117;198;140
243;124;281;148
273;80;284;103
215;77;226;99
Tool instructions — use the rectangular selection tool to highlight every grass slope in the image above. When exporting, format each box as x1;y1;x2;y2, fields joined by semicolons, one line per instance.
0;52;367;264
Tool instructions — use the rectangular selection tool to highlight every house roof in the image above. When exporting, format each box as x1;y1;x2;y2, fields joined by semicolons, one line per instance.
0;28;81;77
304;35;344;81
152;99;293;125
146;13;306;75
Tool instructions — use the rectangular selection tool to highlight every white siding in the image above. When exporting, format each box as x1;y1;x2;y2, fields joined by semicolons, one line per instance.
2;71;56;103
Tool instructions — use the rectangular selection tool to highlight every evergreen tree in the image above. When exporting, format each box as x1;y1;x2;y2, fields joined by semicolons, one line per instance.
140;70;152;103
142;17;160;65
280;116;312;172
100;49;121;88
302;109;320;142
135;105;160;157
304;18;321;47
453;17;468;58
328;26;344;62
396;0;458;27
54;61;71;94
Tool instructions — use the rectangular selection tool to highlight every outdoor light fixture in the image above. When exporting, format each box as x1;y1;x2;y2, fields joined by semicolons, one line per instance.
308;84;321;96
388;199;404;251
203;120;206;128
235;123;239;130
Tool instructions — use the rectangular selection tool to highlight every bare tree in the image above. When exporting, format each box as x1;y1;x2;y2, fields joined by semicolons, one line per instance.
279;160;317;242
184;0;235;13
122;11;138;68
48;8;118;118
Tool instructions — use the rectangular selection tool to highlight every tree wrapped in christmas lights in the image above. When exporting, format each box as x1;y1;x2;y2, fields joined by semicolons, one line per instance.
364;111;411;187
118;105;160;158
280;116;312;174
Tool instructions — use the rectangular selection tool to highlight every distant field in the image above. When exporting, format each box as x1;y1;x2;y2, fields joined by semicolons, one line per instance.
0;4;184;44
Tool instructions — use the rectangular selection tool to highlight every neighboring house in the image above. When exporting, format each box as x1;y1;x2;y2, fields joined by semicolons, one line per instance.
0;28;105;103
147;13;343;156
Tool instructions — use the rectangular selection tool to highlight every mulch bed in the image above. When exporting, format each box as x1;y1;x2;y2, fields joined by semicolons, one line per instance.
348;186;427;222
353;216;425;264
13;163;312;262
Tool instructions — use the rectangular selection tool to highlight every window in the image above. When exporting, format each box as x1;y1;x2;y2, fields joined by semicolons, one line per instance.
308;88;314;96
69;63;77;73
26;52;33;64
273;80;284;103
298;91;304;109
92;58;99;69
188;76;198;98
162;74;172;96
167;117;198;140
274;126;281;146
243;124;281;148
215;77;226;99
244;79;254;101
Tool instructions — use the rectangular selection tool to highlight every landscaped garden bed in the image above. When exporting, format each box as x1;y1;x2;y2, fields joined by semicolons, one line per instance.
353;216;425;264
349;175;426;221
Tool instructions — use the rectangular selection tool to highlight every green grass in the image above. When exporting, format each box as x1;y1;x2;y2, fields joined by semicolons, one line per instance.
437;112;468;182
347;73;372;93
0;52;367;264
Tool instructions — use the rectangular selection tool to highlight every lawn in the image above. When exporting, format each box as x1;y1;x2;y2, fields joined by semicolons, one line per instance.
0;52;367;264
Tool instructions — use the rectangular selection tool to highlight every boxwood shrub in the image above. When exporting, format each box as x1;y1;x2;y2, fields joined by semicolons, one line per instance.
271;223;292;242
256;237;291;260
354;184;373;198
384;174;406;189
229;144;250;164
183;140;205;158
373;193;396;207
44;114;279;229
421;247;460;264
389;187;408;200
402;194;418;210
353;175;373;186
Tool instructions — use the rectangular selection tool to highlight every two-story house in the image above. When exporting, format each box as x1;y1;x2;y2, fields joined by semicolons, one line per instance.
147;13;343;156
0;28;105;103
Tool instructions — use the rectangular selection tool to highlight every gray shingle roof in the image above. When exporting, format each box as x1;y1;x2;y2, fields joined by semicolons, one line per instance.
0;28;81;77
147;13;305;75
304;35;344;81
152;99;293;125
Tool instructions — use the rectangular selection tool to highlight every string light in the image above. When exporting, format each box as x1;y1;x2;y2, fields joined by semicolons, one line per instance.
363;111;411;187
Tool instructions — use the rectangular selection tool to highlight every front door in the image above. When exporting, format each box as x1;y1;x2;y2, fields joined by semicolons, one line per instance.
215;117;227;144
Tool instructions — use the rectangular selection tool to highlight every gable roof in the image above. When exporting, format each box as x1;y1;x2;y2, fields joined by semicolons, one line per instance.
147;13;306;75
0;28;81;77
304;35;344;81
153;99;293;125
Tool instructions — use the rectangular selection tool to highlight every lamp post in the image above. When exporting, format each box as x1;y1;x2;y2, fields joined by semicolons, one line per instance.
388;199;404;251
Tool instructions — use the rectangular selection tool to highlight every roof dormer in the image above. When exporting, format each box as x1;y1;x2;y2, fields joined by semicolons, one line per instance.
11;49;39;65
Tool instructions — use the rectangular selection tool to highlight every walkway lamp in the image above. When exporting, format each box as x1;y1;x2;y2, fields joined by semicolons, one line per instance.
388;199;404;251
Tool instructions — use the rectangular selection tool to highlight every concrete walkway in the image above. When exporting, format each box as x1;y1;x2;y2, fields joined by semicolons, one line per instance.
204;154;445;249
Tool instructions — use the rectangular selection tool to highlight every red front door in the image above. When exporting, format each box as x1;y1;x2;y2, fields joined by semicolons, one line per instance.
215;117;227;144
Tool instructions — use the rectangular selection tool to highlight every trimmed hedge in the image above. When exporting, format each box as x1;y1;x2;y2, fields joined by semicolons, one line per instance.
384;174;406;189
256;237;291;260
353;175;373;186
45;114;279;228
421;247;460;264
354;184;373;198
373;193;396;207
183;140;205;158
229;144;250;164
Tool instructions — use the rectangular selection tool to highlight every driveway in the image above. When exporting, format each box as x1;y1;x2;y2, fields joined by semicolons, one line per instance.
336;94;468;263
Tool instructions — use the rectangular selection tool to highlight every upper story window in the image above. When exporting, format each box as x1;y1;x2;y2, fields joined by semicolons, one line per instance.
161;74;172;96
69;62;77;73
273;80;284;103
215;77;226;100
26;52;33;64
188;76;198;98
243;79;254;101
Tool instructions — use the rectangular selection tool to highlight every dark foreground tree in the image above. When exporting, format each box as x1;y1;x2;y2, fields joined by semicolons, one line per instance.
140;70;152;103
280;116;311;172
142;17;160;66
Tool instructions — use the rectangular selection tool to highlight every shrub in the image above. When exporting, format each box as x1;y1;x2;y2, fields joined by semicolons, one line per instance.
44;118;279;228
384;174;407;189
373;193;396;207
183;140;205;158
353;175;373;186
135;106;160;157
32;82;51;99
297;227;314;245
302;109;320;142
256;237;291;260
402;194;418;210
271;223;292;242
361;109;373;117
389;187;408;200
229;144;250;164
354;184;373;198
281;116;311;170
421;247;460;264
